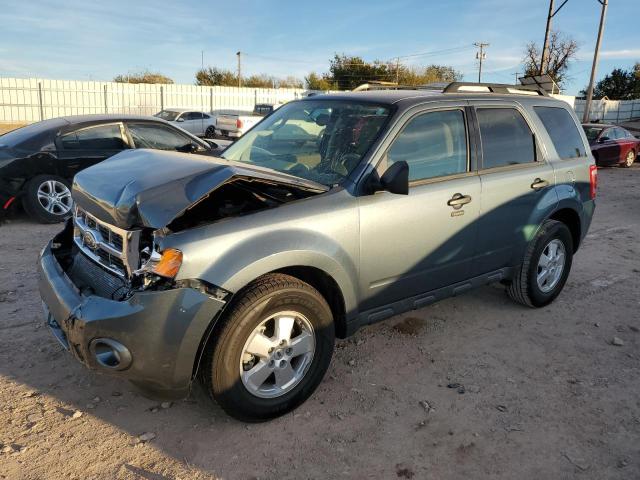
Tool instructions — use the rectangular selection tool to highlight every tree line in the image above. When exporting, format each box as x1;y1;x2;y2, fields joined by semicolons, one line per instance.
113;42;640;99
113;55;461;91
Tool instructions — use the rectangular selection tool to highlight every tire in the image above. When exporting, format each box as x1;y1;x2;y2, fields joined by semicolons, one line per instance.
622;149;636;168
205;126;216;139
22;174;73;223
507;219;573;308
202;273;335;422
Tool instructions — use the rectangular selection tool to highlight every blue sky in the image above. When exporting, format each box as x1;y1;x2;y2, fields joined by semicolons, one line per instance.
1;0;638;95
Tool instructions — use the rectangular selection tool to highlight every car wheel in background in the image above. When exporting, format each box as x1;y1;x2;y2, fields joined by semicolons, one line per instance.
205;126;216;138
22;174;73;223
507;219;573;308
622;149;635;168
201;273;335;422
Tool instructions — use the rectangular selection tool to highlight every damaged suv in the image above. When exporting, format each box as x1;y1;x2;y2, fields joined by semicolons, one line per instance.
39;83;596;421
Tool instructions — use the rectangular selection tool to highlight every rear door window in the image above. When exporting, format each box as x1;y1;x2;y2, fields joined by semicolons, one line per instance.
59;124;127;151
612;128;627;140
385;109;468;182
477;108;536;168
126;123;193;150
534;106;586;159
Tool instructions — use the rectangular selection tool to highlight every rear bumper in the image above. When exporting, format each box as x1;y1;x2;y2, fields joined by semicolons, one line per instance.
215;129;241;138
580;199;596;244
0;179;19;212
38;239;226;396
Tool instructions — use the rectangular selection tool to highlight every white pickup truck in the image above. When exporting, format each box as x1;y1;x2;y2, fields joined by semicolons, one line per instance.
215;103;280;138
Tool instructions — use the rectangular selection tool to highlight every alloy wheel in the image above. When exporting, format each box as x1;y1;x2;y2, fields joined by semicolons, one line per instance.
239;311;315;399
536;239;566;293
625;150;635;167
37;180;72;215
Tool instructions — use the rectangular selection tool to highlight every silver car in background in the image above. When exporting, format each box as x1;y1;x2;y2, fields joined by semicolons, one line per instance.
155;108;217;137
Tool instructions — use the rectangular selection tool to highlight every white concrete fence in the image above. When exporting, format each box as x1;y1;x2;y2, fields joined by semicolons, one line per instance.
574;99;640;123
1;76;639;126
0;77;317;125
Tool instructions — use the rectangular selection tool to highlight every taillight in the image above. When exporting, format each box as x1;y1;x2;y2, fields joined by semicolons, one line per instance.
589;164;598;199
236;118;243;129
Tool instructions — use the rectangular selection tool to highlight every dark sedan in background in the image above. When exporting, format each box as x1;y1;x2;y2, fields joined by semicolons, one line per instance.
0;115;225;223
582;123;639;168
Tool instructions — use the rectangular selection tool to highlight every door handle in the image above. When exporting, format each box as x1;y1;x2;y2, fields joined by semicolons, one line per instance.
447;193;472;209
531;178;549;190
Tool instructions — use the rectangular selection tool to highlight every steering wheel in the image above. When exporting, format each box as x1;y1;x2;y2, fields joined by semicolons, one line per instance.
242;145;273;164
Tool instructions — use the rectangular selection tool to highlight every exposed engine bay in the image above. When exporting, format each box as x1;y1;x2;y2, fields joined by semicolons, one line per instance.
166;177;318;232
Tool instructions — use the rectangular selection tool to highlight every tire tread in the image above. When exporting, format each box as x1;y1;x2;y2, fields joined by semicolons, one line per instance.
507;219;562;308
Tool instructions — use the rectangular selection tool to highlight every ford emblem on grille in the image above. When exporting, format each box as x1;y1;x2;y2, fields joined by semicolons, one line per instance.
82;230;99;250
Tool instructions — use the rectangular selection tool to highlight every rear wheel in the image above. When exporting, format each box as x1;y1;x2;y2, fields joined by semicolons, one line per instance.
205;126;216;138
622;149;636;168
202;273;334;422
22;175;73;223
507;219;573;307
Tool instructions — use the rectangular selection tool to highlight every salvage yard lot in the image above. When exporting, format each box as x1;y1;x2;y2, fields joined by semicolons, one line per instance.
1;167;639;480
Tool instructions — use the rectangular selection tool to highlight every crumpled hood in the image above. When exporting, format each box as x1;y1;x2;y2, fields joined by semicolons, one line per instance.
72;149;328;229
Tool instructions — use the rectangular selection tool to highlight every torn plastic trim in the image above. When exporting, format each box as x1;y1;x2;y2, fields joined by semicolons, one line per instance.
174;278;232;302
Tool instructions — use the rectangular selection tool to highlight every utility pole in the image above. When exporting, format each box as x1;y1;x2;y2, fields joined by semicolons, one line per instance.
540;0;569;75
583;0;608;122
236;51;242;88
395;57;400;85
474;43;489;83
513;72;521;84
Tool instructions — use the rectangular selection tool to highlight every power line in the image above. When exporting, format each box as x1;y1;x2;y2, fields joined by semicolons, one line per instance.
241;45;476;68
395;45;475;60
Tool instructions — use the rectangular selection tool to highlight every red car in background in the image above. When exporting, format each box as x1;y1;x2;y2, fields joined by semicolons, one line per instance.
582;123;640;168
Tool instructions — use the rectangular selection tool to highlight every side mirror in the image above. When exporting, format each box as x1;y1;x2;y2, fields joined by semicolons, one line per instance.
598;136;609;143
176;117;185;123
379;161;409;195
176;143;199;153
204;139;219;150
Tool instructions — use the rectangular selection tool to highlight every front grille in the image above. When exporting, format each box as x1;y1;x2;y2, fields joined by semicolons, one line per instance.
67;249;128;299
73;206;140;277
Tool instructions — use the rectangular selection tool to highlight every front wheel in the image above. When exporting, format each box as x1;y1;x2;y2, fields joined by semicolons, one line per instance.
622;149;636;168
507;219;573;308
202;273;335;422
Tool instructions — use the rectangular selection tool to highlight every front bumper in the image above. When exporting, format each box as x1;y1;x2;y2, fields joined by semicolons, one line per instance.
38;240;226;396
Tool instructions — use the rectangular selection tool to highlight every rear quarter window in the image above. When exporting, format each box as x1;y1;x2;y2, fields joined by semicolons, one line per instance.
534;106;586;159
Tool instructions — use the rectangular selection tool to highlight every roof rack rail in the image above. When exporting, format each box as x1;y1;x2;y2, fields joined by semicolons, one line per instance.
442;82;549;97
353;82;417;92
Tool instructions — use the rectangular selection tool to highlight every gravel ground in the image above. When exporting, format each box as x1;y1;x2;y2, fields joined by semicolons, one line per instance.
1;166;639;480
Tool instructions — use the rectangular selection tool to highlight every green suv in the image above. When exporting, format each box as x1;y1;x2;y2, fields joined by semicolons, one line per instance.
39;82;596;421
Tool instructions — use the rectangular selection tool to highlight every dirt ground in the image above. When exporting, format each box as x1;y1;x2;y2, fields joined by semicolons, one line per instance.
0;123;25;135
1;166;639;480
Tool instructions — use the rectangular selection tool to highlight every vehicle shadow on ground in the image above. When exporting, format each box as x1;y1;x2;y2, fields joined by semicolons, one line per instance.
0;281;520;478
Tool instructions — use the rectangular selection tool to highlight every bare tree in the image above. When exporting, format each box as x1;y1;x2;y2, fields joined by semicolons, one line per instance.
522;31;578;87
